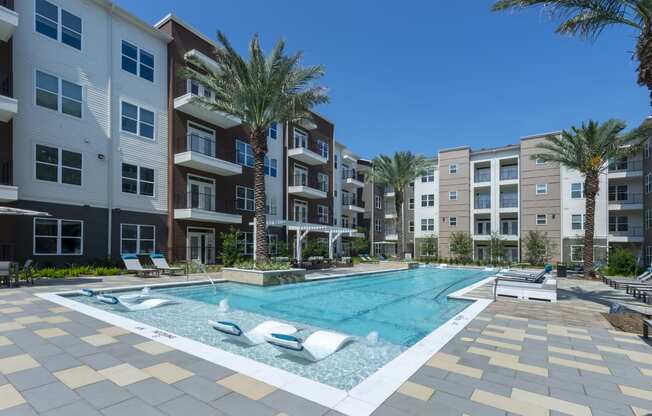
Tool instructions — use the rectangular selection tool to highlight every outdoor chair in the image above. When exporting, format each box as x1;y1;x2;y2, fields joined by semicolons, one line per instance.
149;254;184;276
121;255;160;278
19;259;35;286
0;261;13;288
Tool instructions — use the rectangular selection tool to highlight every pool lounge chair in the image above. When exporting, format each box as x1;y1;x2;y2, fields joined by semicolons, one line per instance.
266;330;354;362
97;294;174;311
606;269;652;288
498;265;552;282
209;320;298;346
495;275;557;302
149;254;184;276
121;255;160;278
359;254;378;263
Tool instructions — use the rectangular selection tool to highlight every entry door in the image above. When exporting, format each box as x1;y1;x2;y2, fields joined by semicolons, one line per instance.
188;176;214;211
294;200;308;223
187;230;215;264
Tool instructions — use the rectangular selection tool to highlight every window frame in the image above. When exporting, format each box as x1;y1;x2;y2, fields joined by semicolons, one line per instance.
409;198;414;210
120;224;155;255
448;217;457;227
421;218;434;231
236;185;255;211
317;139;329;159
34;144;83;187
571;214;584;230
448;164;457;174
646;173;652;194
535;183;548;195
34;0;83;51
448;191;458;201
236;140;254;168
264;157;278;177
375;195;382;209
33;217;83;256
121;40;155;82
120;100;155;140
34;69;83;119
535;158;545;165
536;214;547;225
268;122;278;140
570;245;583;262
421;167;435;182
571;183;584;199
121;162;155;197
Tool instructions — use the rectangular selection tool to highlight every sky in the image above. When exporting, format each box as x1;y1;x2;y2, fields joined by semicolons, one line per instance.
117;0;650;159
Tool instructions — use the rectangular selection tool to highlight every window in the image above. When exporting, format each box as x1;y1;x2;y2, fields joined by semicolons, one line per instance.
35;0;82;50
646;139;651;159
375;195;382;209
121;163;154;196
536;214;547;225
647;210;652;230
317;173;329;193
293;128;308;148
422;194;435;206
422;168;435;182
409;198;414;210
236;140;254;167
535;158;545;165
268;122;277;140
536;183;547;195
647;246;652;267
334;154;338;169
448;217;457;227
646;173;652;194
375;218;381;232
120;224;154;254
35;145;82;186
265;195;277;215
294;200;308;223
448;191;458;201
236;186;254;211
239;232;253;255
570;245;583;262
448;164;457;174
317;140;329;159
571;183;584;199
121;41;154;82
268;234;278;256
264;157;277;177
34;218;82;255
608;185;628;202
121;101;154;139
318;205;329;224
609;216;628;232
421;218;434;231
571;214;584;230
476;221;491;235
409;221;414;232
36;70;82;118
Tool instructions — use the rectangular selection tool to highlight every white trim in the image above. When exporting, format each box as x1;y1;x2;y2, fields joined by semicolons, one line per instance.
119;99;156;141
33;143;83;188
536;214;547;225
33;0;83;52
33;217;84;256
535;183;548;195
121;39;155;83
119;223;155;255
34;68;84;120
121;162;156;198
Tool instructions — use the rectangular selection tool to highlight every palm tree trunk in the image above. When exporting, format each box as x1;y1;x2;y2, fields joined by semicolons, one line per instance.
251;135;268;265
583;173;599;278
395;191;404;260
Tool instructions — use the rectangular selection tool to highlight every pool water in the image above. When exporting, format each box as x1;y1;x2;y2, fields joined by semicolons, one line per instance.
72;267;492;390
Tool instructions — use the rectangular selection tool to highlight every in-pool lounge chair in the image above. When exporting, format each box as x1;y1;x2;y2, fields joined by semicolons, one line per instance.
97;294;174;311
359;254;378;263
209;320;298;346
497;265;552;282
121;255;160;278
495;269;557;302
266;330;354;362
149;254;184;276
605;268;652;288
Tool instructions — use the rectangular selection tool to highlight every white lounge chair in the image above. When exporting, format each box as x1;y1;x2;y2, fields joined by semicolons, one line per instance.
266;330;354;362
438;263;448;269
97;294;174;311
209;320;298;346
121;255;160;278
495;275;557;302
149;254;184;276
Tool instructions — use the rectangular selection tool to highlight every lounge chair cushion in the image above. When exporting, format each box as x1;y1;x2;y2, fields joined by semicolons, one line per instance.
98;295;119;305
81;288;95;297
268;333;303;351
212;321;243;336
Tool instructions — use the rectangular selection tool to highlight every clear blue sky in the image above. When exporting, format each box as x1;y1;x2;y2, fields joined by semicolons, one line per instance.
117;0;650;158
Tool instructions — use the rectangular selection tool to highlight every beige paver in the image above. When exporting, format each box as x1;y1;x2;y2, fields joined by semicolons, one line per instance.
597;345;652;364
0;384;26;410
527;324;547;330
42;315;71;324
0;322;24;333
0;354;40;375
613;337;646;345
549;356;611;375
81;334;118;347
142;362;193;384
218;373;276;400
48;306;70;313
426;352;483;379
0;307;23;314
620;385;652;401
546;325;591;341
0;336;12;347
54;365;106;389
495;314;528;322
471;389;547;416
14;316;42;325
609;330;639;337
98;326;131;337
475;316;492;322
461;337;474;342
99;364;150;386
468;347;548;377
133;341;174;356
476;337;522;351
640;368;652;377
548;346;603;361
511;388;591;416
632;406;652;416
34;328;68;339
398;381;434;401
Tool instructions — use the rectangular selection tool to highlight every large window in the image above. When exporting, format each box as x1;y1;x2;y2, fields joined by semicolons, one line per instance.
266;195;277;215
264;157;277;177
236;186;254;211
375;195;382;209
571;183;584;199
36;70;82;118
449;217;457;227
647;246;652;267
571;214;584;230
268;234;278;256
570;245;583;262
317;140;329;159
409;198;414;210
647;209;652;230
421;218;434;231
647;174;652;194
422;168;435;182
122;163;154;196
35;0;82;50
120;224;155;254
236;140;254;167
121;41;154;82
239;232;254;255
609;216;628;232
375;218;381;232
293;128;308;148
121;101;154;139
422;194;435;206
318;205;329;224
268;122;278;140
35;144;82;186
318;173;329;193
34;218;82;255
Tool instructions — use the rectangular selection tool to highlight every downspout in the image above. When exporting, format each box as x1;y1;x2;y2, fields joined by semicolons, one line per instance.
285;121;290;245
106;5;114;259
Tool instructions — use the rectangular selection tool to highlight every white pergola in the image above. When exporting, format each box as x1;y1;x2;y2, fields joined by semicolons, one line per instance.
250;219;358;262
0;207;51;216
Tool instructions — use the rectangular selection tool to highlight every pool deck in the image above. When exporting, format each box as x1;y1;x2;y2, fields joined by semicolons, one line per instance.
0;268;651;415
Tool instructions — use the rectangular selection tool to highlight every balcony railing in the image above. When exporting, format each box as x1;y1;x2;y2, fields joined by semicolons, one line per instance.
0;160;11;186
475;227;491;236
0;75;12;98
500;197;518;208
0;0;14;10
474;199;491;209
187;134;216;158
474;172;490;183
342;194;362;207
500;166;518;180
609;159;642;172
342;169;360;181
317;215;330;225
293;174;308;187
608;192;643;205
176;191;236;212
609;226;643;237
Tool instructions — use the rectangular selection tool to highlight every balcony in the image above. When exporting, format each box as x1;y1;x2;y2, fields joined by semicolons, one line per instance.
317;215;331;225
0;0;17;42
499;166;518;181
174;93;241;129
384;210;397;219
342;169;364;189
174;134;242;176
500;196;518;209
608;159;642;177
0;160;16;202
474;172;491;184
184;49;219;73
342;151;358;163
0;75;17;122
385;233;398;241
342;194;365;213
384;188;395;198
288;174;327;199
173;192;242;224
287;145;327;166
609;226;643;243
608;192;643;210
474;199;491;210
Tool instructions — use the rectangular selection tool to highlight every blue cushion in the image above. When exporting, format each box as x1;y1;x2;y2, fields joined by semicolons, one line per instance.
81;288;95;297
268;333;303;351
98;295;119;305
122;254;138;260
544;264;553;273
150;253;164;259
213;321;242;336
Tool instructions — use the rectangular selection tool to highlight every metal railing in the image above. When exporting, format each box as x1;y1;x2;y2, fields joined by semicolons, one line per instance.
500;197;518;208
0;161;11;186
0;75;12;98
474;172;491;183
175;191;236;212
342;194;360;206
0;0;14;11
474;199;491;209
609;159;642;172
317;215;330;225
608;192;643;205
342;169;360;181
318;179;328;193
500;166;518;180
187;134;216;158
609;226;643;237
292;174;308;187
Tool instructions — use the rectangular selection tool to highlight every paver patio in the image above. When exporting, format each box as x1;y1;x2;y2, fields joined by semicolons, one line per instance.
0;269;650;415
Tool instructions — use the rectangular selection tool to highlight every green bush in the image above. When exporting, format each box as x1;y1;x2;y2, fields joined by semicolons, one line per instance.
233;261;291;271
605;248;638;276
33;265;122;278
220;227;243;267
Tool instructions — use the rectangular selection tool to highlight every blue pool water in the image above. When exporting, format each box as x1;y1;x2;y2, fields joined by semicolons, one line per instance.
72;267;492;389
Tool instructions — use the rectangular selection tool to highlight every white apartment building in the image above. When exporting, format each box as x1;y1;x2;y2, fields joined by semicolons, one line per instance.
413;161;438;257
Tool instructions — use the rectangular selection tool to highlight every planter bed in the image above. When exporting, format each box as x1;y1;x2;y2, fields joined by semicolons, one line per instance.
222;267;306;286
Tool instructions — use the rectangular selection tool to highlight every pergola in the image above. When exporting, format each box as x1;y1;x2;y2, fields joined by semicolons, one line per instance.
250;219;358;262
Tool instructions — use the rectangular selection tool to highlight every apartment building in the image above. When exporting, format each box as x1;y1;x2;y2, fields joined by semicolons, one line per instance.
1;0;170;264
413;160;438;258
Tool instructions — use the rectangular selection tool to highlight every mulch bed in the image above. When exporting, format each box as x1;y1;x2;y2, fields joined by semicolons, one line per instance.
602;312;646;335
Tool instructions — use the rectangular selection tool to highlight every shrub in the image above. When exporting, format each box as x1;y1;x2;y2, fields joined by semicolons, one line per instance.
220;227;243;267
605;248;638;276
233;261;291;271
449;232;472;261
32;265;122;279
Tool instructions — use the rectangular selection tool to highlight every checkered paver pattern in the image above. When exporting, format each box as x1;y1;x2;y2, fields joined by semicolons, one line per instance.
0;274;649;416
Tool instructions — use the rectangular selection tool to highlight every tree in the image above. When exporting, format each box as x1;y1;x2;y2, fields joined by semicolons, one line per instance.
449;232;473;261
183;32;328;264
367;153;430;259
491;0;652;107
351;228;370;256
420;235;437;262
219;227;243;267
530;120;647;277
523;231;554;266
489;232;506;264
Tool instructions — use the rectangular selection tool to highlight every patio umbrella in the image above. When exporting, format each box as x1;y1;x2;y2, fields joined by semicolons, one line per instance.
0;207;51;216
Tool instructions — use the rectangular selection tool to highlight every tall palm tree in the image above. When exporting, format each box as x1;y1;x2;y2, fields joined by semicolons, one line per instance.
368;152;429;259
491;1;652;107
533;119;648;278
183;32;328;264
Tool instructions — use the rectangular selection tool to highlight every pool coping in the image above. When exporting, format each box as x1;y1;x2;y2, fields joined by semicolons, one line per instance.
37;268;497;416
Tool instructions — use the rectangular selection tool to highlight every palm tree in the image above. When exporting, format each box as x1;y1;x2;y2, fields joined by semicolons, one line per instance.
491;1;652;107
183;32;328;264
368;152;430;259
533;119;648;278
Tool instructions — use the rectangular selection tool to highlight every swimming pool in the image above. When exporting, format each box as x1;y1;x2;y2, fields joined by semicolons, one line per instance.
68;267;493;391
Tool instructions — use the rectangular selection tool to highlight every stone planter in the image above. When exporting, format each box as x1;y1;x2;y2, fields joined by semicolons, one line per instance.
405;262;420;269
222;268;306;286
